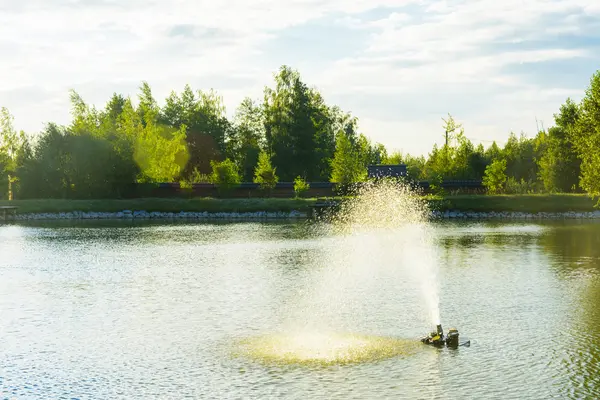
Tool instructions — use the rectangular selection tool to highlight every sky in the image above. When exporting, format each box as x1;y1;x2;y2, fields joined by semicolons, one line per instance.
1;0;599;156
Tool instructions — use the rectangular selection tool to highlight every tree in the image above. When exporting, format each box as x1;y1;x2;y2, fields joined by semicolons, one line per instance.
483;159;507;194
229;97;264;181
137;81;160;126
538;98;581;193
423;144;444;180
485;141;502;163
18;124;71;198
441;113;463;175
356;134;381;167
538;128;580;192
253;151;278;194
263;65;335;181
570;71;600;201
385;151;403;165
468;143;488;180
69;90;101;135
293;176;310;198
371;143;388;165
404;154;426;181
133;123;189;183
160;84;231;176
452;131;475;179
0;108;30;199
13;65;600;201
310;90;336;180
502;132;540;183
17;122;139;199
422;114;475;181
99;93;127;133
210;158;241;195
64;91;141;197
64;133;122;198
382;151;426;181
0;107;18;199
330;131;366;185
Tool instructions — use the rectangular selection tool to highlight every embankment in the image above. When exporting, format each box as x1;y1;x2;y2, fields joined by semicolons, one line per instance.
1;194;599;221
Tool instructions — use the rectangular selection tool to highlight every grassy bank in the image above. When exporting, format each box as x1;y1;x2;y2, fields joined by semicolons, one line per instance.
1;194;597;215
0;198;320;214
429;194;598;213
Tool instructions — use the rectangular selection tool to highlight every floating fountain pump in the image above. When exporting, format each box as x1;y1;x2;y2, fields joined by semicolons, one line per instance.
420;324;469;348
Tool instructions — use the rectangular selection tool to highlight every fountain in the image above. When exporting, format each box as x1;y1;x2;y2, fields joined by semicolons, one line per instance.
328;179;442;329
235;179;465;365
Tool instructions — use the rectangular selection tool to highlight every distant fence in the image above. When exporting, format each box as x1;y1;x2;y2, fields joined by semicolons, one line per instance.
125;180;484;198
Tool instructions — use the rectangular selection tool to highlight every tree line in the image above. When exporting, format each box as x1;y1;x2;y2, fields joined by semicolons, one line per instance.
1;65;599;200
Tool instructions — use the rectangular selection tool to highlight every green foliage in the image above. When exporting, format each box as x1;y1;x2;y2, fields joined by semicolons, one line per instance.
429;174;446;196
229;97;264;181
23;123;140;199
485;142;502;162
538;127;580;193
483;159;507;194
180;168;211;188
137;81;160;126
210;158;241;195
160;85;231;175
4;66;600;202
384;151;426;181
293;176;310;198
253;151;279;194
371;143;388;164
0;107;19;167
64;134;122;198
501;132;543;183
263;65;336;181
330;131;366;185
422;115;488;181
405;156;427;181
17;126;106;198
385;151;403;165
567;72;600;203
133;123;189;183
1;108;32;199
505;177;539;194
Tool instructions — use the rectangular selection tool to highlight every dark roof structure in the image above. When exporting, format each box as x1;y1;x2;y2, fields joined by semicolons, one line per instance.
367;164;407;179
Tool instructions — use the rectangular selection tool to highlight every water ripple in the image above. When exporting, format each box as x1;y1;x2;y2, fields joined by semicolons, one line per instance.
1;221;600;399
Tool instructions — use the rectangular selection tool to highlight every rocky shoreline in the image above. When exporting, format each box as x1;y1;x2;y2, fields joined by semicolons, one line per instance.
11;210;308;221
430;210;600;220
5;209;600;221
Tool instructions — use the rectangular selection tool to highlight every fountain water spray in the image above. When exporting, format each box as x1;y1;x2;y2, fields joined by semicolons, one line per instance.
326;180;470;348
235;179;464;365
326;178;442;328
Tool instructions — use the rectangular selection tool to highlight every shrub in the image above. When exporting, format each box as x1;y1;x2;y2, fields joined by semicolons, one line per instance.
253;152;278;195
483;159;507;194
429;174;446;196
210;159;241;196
180;167;211;189
293;176;310;198
504;177;539;194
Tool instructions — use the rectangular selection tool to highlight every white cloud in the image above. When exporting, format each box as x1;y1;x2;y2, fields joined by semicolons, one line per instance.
309;0;599;154
0;0;598;156
0;0;417;121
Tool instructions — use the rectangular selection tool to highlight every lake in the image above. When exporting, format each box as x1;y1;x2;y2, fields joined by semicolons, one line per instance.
1;219;599;399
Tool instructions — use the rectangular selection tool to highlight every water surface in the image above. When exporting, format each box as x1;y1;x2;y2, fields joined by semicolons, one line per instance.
1;220;599;399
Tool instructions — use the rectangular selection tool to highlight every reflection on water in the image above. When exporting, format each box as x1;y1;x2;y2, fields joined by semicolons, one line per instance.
535;222;600;399
234;332;422;366
0;220;599;399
